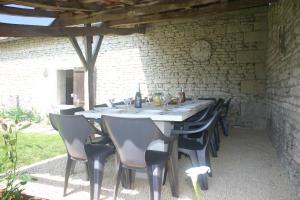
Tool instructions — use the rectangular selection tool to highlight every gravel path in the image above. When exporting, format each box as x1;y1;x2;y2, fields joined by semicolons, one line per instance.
22;128;298;200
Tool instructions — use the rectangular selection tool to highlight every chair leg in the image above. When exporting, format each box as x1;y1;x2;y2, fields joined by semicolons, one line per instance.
85;143;114;200
166;156;179;198
147;163;164;200
198;174;208;190
195;149;209;190
113;162;123;200
64;156;74;196
213;126;220;151
87;157;106;200
196;148;211;173
220;117;228;136
162;163;168;185
210;137;218;157
205;148;212;177
85;162;89;181
70;160;76;174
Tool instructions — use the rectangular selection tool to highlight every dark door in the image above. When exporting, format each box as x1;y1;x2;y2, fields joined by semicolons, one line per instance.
73;68;85;107
65;70;74;105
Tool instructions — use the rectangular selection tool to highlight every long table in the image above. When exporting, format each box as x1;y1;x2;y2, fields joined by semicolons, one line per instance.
76;100;212;197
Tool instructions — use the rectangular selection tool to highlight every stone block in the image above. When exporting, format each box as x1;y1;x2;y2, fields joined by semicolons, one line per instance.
296;35;300;44
237;50;265;63
254;22;267;31
255;65;266;79
244;31;267;43
295;26;300;34
226;23;241;33
290;85;300;97
241;80;265;95
241;101;266;128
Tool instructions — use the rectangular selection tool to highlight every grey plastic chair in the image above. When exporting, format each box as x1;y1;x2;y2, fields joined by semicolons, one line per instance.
93;103;108;108
171;110;220;190
220;98;232;136
50;114;114;200
49;113;58;131
102;115;175;200
60;107;85;115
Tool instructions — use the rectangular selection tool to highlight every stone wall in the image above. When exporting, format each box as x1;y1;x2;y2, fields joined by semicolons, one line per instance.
0;7;268;128
96;7;268;128
0;38;82;113
266;0;300;196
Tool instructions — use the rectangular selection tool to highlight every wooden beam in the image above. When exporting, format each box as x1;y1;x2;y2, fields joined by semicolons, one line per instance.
91;35;104;67
0;23;144;37
5;0;94;12
0;5;58;17
69;37;88;69
107;0;271;27
56;0;221;26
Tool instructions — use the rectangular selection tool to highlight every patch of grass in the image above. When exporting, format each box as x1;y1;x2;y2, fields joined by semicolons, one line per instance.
0;132;66;173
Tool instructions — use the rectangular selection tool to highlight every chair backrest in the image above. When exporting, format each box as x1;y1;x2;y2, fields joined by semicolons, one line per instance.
222;98;232;117
198;97;217;102
49;113;58;131
102;115;166;168
208;98;224;117
114;101;125;106
94;103;108;108
60;107;84;115
51;114;95;161
180;110;220;146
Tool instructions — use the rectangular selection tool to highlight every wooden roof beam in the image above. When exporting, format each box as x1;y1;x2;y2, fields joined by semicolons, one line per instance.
55;0;221;26
107;0;272;27
0;23;145;37
0;5;58;17
4;0;94;12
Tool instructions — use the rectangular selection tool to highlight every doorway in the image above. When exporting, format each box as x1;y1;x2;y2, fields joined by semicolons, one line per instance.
57;69;85;106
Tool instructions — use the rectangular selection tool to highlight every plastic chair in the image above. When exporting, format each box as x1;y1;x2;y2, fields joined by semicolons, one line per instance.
171;110;220;190
219;98;232;136
50;114;114;200
102;115;175;200
93;103;108;108
60;107;85;115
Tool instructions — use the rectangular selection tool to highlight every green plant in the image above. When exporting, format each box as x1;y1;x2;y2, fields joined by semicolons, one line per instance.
0;119;31;200
0;107;40;124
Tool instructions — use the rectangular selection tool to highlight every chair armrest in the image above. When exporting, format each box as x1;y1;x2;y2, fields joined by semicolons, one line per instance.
184;118;210;130
88;135;111;145
171;123;208;135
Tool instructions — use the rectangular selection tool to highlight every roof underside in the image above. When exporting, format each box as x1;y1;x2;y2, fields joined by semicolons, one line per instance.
0;0;273;37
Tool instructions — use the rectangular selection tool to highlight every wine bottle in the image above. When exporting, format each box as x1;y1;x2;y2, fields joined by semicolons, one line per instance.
181;87;186;103
134;83;142;108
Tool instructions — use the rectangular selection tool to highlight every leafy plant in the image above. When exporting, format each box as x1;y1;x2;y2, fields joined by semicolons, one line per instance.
0;118;32;200
0;107;40;124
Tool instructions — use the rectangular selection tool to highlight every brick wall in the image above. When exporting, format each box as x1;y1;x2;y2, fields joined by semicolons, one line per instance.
0;7;268;128
266;0;300;196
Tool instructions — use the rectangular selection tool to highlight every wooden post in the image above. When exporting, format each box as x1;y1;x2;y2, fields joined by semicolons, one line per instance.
69;24;103;110
84;24;94;110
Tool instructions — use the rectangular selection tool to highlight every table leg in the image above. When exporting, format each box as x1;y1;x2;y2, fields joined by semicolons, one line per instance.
168;136;179;197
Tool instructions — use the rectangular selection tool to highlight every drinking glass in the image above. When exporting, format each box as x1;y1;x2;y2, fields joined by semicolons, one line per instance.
108;98;115;107
161;93;171;111
146;92;153;103
123;98;131;110
192;95;198;103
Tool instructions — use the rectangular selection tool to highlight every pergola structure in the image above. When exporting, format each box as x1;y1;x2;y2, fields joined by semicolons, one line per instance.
0;0;274;109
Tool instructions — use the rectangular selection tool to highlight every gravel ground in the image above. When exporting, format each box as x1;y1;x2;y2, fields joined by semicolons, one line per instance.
21;128;298;200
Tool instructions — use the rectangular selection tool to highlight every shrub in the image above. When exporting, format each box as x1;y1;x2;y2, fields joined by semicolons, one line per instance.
0;107;40;124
